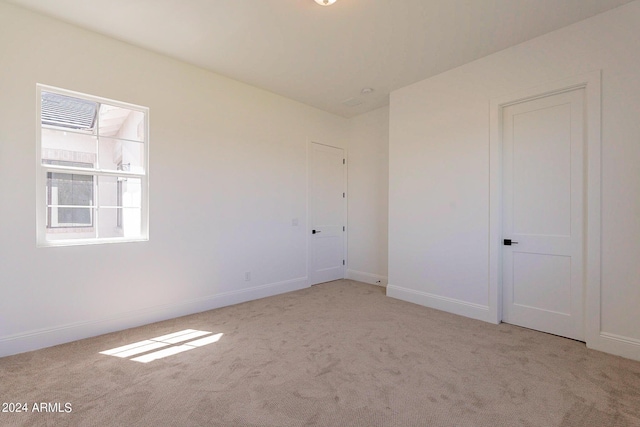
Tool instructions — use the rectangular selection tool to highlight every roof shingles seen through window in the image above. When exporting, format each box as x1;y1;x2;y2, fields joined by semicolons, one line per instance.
41;92;97;130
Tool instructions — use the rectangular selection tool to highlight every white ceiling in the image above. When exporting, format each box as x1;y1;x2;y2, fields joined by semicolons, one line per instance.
6;0;634;117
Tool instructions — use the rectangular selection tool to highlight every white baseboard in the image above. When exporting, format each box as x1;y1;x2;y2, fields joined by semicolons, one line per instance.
386;284;490;322
346;269;388;287
0;277;309;358
587;332;640;362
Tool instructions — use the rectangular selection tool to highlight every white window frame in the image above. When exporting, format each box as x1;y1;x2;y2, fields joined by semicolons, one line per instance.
36;84;149;247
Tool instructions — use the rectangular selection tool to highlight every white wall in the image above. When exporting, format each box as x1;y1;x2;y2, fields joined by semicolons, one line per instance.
347;106;389;286
388;1;640;360
0;2;351;357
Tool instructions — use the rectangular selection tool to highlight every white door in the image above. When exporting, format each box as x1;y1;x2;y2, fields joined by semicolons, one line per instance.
502;88;585;341
309;142;345;285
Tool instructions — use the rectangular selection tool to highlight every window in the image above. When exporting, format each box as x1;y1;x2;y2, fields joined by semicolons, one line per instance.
36;85;149;246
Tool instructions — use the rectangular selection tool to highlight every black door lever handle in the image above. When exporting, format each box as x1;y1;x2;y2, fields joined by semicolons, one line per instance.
312;230;321;234
503;239;518;246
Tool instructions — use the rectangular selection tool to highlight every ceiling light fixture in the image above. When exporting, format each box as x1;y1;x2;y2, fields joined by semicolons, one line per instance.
314;0;337;6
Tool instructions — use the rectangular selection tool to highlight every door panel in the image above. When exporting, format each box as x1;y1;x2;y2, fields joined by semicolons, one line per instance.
309;143;345;285
502;89;584;341
513;253;571;315
512;103;572;237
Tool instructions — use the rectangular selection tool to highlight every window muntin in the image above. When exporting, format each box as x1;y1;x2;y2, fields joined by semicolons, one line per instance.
37;85;149;246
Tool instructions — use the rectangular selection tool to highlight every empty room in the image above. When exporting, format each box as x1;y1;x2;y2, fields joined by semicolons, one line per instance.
1;0;639;426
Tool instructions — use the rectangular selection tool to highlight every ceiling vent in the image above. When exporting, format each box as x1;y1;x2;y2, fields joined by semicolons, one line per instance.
341;97;363;107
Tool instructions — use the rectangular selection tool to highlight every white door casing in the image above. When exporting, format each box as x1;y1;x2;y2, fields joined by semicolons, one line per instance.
502;88;585;341
309;142;346;285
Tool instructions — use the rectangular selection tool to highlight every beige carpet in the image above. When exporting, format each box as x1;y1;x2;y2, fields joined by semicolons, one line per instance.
1;280;639;426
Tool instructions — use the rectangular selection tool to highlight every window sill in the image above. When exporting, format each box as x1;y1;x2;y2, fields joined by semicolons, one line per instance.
37;236;149;248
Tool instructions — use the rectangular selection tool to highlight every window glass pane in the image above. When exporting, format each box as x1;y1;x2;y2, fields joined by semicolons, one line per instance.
44;169;96;241
98;104;145;142
41;91;97;131
98;208;142;239
41;128;96;167
98;137;145;173
45;216;96;241
46;170;94;228
98;176;142;208
98;176;142;238
60;207;88;224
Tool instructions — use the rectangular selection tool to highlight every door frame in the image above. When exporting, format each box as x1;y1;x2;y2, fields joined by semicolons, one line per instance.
306;140;348;285
488;71;601;345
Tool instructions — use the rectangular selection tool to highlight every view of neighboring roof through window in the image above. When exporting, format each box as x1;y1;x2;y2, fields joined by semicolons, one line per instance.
41;92;98;130
37;85;149;246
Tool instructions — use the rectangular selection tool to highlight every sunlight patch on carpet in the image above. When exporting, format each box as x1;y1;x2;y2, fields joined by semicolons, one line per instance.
99;329;223;363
